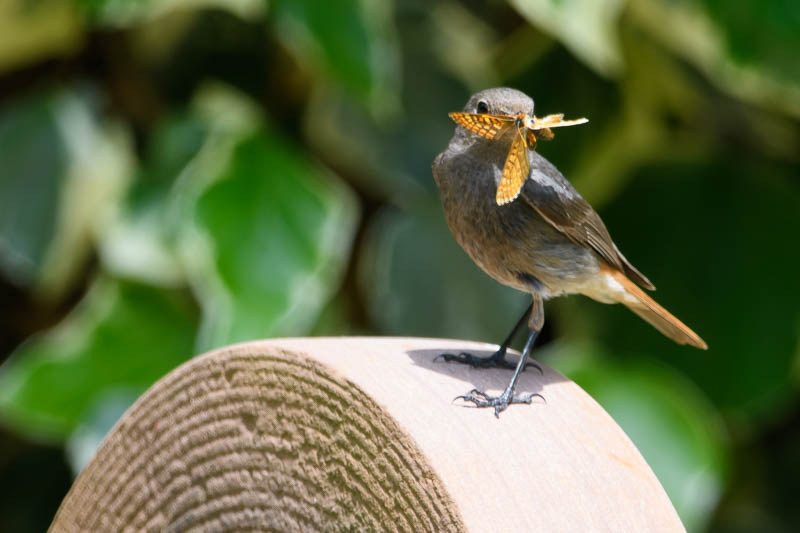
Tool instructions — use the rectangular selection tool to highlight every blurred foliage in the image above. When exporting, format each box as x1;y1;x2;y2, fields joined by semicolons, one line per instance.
0;279;196;440
0;0;798;531
0;87;130;297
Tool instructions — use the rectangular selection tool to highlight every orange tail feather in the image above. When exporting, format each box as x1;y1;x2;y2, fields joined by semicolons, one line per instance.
609;270;707;350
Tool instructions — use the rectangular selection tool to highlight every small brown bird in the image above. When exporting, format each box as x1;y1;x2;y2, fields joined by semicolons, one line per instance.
432;87;706;416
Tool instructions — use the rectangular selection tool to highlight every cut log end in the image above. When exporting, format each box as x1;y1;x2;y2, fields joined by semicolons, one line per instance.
49;337;685;533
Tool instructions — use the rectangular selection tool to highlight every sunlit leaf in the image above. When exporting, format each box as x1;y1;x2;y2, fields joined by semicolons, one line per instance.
190;129;359;349
700;0;800;86
507;0;625;76
0;278;197;442
98;113;209;286
0;0;83;73
97;84;359;350
0;89;132;298
428;1;501;91
270;0;400;111
99;83;258;286
630;0;800;118
75;0;265;26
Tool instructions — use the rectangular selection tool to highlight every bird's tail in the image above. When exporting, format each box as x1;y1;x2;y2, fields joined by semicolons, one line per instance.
608;269;708;350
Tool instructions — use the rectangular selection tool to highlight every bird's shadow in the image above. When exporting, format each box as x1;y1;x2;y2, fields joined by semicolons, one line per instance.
405;345;567;406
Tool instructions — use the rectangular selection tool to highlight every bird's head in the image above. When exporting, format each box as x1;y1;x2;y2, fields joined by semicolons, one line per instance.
464;87;534;120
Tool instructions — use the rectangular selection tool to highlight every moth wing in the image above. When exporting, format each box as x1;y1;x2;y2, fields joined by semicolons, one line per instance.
545;117;589;128
496;127;530;205
449;112;515;140
540;113;564;125
528;128;554;144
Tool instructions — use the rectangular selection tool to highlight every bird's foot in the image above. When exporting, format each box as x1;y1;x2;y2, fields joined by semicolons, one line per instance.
454;388;545;417
434;349;542;373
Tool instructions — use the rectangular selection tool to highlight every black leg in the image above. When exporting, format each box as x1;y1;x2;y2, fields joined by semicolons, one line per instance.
495;301;532;355
434;302;541;372
455;328;545;417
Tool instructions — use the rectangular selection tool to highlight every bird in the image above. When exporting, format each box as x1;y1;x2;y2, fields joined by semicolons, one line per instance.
432;87;707;416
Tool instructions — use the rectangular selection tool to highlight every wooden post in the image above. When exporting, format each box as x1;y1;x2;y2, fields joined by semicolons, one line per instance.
49;337;684;532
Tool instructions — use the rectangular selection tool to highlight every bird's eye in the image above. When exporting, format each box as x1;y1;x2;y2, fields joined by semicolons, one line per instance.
476;101;489;114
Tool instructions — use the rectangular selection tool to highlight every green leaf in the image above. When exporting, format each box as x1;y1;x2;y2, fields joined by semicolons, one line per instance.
270;0;400;110
190;129;359;349
700;0;800;85
0;88;131;297
630;0;800;117
74;0;265;26
98;113;209;286
97;84;359;350
358;198;528;341
0;278;197;442
547;344;729;532
507;0;625;76
0;91;67;287
0;0;83;73
98;85;264;289
66;387;142;473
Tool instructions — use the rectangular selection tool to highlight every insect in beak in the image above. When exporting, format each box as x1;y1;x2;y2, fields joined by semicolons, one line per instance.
448;110;588;205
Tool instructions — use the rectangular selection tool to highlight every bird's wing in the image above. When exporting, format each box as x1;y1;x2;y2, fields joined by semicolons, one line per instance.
520;162;655;290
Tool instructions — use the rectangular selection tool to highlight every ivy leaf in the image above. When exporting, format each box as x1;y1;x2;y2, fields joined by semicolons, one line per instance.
190;129;359;349
0;88;131;299
270;0;400;110
507;0;625;76
0;279;197;442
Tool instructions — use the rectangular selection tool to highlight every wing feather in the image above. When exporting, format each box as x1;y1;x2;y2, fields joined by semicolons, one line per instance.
520;156;655;290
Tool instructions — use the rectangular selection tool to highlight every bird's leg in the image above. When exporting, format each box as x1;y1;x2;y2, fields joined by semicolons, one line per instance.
435;302;540;372
455;327;544;417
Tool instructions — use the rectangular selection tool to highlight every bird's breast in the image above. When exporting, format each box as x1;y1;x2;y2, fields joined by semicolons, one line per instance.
433;143;601;298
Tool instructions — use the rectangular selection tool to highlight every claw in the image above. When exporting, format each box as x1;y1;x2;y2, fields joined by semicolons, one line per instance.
453;389;483;404
454;388;544;416
444;325;544;416
525;361;544;375
519;392;546;405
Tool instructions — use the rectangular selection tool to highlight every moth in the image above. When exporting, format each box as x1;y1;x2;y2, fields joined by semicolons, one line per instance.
448;111;588;205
